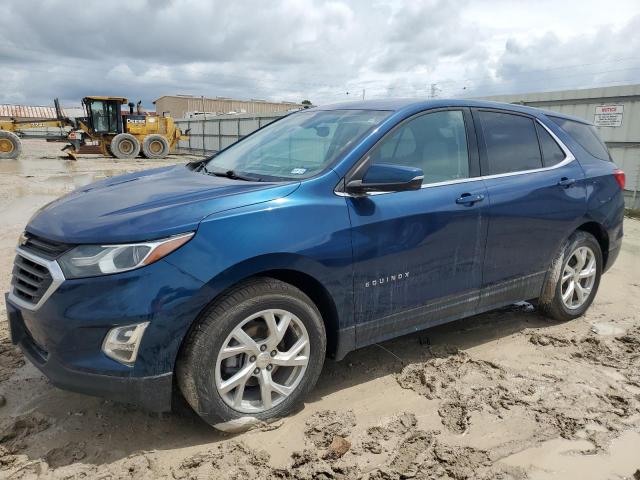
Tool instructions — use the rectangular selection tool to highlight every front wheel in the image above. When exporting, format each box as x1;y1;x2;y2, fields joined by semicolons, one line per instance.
538;231;602;321
177;278;326;430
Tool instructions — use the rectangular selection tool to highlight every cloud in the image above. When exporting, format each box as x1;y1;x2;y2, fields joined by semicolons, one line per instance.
0;0;639;109
467;14;640;97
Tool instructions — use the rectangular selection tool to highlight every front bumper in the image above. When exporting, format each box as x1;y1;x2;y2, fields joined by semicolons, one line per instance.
6;297;173;412
4;247;209;412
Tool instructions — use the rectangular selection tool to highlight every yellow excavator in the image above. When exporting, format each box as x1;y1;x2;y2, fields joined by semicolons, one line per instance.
0;97;187;160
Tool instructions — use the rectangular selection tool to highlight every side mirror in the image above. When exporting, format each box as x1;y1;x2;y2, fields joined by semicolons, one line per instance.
346;163;423;195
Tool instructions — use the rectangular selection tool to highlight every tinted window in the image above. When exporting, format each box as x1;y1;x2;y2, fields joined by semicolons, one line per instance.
549;116;610;161
371;110;469;184
536;123;566;167
479;111;542;174
207;109;389;180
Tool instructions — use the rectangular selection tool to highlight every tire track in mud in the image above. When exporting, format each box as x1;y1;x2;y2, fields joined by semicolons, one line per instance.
396;325;640;455
173;410;527;480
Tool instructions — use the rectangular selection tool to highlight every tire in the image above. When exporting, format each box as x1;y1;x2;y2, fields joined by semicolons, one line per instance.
177;278;326;429
538;231;602;322
141;134;170;159
110;133;140;159
0;131;22;159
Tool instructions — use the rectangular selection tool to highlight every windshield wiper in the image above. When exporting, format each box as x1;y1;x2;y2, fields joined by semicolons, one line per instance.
203;165;260;182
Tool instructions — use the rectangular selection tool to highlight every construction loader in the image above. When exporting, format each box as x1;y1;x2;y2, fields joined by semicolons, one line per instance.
0;97;187;160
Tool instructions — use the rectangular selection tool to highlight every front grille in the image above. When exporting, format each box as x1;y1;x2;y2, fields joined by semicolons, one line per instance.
11;254;53;305
20;232;71;260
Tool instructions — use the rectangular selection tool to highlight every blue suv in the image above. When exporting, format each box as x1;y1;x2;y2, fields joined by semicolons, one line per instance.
6;99;625;428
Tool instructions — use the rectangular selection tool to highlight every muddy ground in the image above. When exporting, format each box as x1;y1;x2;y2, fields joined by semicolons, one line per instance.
1;140;639;479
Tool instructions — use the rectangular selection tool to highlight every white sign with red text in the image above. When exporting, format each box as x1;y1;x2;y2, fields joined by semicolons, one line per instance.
594;104;623;127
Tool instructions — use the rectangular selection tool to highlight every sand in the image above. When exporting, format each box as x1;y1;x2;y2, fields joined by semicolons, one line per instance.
1;139;639;479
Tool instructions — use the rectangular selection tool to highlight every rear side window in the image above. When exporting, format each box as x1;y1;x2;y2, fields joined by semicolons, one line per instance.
478;111;542;175
536;123;566;167
549;116;610;161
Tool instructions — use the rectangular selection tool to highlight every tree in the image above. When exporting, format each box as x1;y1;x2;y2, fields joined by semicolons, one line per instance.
301;99;312;106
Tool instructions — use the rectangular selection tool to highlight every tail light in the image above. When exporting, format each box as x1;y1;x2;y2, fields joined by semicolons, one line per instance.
613;169;625;190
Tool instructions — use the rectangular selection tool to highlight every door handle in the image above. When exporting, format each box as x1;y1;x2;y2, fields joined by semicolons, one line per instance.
456;193;485;205
557;177;576;188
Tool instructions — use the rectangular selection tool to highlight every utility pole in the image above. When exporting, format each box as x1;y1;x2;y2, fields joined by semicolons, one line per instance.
201;95;206;156
362;89;365;100
429;83;440;99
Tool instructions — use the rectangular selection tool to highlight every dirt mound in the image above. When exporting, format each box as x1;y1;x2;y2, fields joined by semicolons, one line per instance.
0;412;50;453
363;412;417;454
396;349;525;434
528;332;572;347
283;448;358;479
44;441;87;468
175;441;272;479
362;413;525;480
304;409;357;449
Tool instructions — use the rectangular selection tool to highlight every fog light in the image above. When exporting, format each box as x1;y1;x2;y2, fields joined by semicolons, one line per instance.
102;322;149;366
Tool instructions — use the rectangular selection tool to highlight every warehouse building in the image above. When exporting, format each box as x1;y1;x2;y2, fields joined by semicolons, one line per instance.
153;95;302;119
481;84;640;209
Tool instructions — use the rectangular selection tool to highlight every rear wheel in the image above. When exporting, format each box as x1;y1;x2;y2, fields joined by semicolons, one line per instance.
177;278;326;429
141;134;170;159
538;231;602;321
0;131;22;159
110;133;140;159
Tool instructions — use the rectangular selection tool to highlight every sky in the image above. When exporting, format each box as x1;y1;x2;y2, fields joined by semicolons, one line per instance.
1;0;640;109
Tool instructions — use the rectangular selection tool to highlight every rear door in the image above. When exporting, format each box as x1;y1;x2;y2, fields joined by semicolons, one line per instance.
346;108;489;347
473;109;586;310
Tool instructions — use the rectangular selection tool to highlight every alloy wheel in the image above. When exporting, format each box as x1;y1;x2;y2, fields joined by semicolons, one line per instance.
215;309;310;413
561;246;597;309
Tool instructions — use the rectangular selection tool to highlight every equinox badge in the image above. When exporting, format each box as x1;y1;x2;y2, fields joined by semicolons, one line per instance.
365;272;410;288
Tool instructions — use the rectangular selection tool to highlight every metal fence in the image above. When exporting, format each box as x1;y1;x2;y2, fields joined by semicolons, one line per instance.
175;112;286;155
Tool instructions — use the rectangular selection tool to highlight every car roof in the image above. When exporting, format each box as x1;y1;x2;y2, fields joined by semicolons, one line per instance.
314;98;589;124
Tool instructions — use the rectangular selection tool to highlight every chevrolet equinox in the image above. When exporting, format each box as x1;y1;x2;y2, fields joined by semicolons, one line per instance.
6;99;625;428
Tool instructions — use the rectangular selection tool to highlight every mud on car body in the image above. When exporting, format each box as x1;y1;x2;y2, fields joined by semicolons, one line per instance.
6;99;625;428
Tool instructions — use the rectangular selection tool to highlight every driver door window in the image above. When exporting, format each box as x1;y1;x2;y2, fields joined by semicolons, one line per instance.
370;110;470;184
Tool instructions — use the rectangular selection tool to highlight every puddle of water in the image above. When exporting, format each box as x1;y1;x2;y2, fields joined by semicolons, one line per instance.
0;194;59;228
500;430;640;479
40;172;108;189
0;157;77;176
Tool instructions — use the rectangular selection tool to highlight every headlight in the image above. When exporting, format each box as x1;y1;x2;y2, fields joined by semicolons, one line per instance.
58;232;194;279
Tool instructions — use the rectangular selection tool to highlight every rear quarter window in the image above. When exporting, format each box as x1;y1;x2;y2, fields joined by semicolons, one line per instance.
549;116;611;161
536;123;566;167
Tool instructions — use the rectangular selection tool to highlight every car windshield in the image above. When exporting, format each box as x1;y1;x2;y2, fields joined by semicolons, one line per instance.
204;109;390;180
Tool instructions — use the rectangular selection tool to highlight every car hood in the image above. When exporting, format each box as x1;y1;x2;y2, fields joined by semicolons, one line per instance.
27;165;299;244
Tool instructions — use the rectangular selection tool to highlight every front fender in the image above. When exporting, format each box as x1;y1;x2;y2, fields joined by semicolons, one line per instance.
164;182;354;365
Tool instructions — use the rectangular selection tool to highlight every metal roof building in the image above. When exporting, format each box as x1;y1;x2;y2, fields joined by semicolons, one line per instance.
0;104;67;120
480;84;640;209
154;95;302;120
0;103;81;138
0;104;85;120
